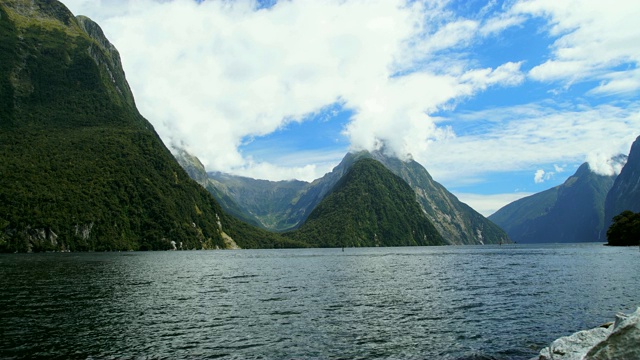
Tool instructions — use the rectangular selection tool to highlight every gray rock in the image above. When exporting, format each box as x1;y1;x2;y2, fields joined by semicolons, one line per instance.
585;308;640;360
539;326;611;360
538;307;640;360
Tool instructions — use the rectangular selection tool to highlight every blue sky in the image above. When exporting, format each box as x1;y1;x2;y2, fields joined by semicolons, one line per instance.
61;0;640;215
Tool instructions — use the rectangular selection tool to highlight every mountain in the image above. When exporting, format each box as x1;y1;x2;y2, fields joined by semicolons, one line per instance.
284;158;445;247
604;135;640;229
174;149;266;228
188;149;508;245
362;151;509;245
181;151;353;232
208;172;308;230
0;0;302;252
489;162;617;243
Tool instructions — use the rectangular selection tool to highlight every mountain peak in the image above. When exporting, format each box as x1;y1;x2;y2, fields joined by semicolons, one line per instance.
587;153;628;177
285;158;445;247
3;0;80;33
191;148;508;245
490;161;617;243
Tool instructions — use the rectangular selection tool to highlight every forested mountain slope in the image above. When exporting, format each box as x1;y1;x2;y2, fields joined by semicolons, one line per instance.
285;158;445;247
0;0;300;252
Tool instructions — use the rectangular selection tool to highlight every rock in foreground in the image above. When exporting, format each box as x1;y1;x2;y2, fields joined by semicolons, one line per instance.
539;307;640;360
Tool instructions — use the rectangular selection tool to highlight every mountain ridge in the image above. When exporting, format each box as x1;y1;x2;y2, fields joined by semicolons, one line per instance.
284;158;446;247
489;162;618;243
179;149;509;245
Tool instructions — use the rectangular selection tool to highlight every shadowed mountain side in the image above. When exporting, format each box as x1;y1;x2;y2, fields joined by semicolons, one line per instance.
604;135;640;232
489;162;617;243
284;158;445;247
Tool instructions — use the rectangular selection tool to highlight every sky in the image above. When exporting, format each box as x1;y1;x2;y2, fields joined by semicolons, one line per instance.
60;0;640;216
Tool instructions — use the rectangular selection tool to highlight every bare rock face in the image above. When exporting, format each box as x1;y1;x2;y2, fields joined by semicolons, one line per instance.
539;308;640;360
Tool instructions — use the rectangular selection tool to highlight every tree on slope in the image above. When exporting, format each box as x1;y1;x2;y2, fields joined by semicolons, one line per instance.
606;211;640;246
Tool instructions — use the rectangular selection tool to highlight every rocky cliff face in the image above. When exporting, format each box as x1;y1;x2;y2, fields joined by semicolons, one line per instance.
604;135;640;229
364;151;509;245
174;148;210;185
76;16;137;109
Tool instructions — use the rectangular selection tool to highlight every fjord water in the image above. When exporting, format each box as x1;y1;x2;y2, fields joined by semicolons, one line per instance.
1;244;639;359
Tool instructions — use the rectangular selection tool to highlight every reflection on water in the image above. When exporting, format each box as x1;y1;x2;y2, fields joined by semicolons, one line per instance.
1;244;638;359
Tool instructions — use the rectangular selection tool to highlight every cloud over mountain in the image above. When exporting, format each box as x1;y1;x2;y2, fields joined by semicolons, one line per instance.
60;0;640;213
60;0;527;178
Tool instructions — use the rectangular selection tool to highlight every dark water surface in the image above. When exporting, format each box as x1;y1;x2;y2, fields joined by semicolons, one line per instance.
1;243;639;359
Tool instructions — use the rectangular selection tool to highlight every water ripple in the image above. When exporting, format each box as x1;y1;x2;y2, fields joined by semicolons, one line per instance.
1;244;639;359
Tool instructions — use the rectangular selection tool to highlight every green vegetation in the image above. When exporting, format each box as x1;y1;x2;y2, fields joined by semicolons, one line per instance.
369;152;510;245
201;149;510;245
606;211;640;246
207;172;309;230
285;158;445;247
0;2;302;252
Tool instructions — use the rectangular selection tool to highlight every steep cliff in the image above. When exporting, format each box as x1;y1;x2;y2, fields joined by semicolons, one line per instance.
604;136;640;229
0;0;298;252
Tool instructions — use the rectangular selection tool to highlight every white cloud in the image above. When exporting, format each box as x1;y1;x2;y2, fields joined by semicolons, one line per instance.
232;162;326;183
553;164;565;173
58;0;640;195
232;148;347;182
480;13;526;36
454;192;534;217
534;169;546;183
60;0;526;182
533;168;556;183
589;68;640;96
421;102;640;185
513;0;640;94
586;152;628;177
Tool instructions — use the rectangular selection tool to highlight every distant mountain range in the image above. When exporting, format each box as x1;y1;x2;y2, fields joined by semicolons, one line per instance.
489;162;618;243
489;137;640;244
178;150;510;245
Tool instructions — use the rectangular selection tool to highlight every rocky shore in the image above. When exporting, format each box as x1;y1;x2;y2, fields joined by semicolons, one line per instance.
537;307;640;360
